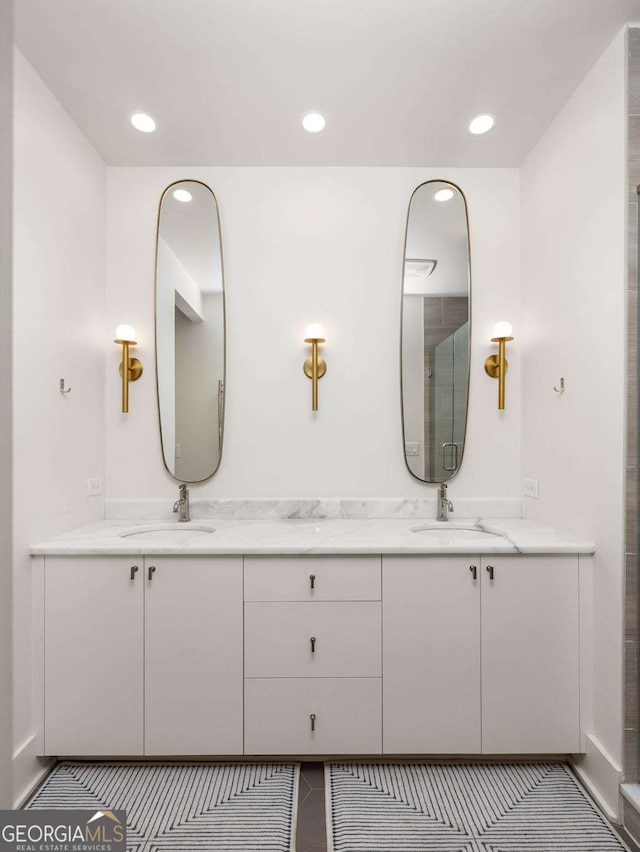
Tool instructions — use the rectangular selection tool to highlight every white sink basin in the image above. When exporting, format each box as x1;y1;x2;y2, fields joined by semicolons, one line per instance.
411;524;503;544
120;524;215;541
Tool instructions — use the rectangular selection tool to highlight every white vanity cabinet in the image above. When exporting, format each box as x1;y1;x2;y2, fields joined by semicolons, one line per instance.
383;554;580;755
243;556;383;754
41;546;583;759
44;556;144;755
480;555;580;754
383;556;482;754
144;556;243;755
43;555;243;756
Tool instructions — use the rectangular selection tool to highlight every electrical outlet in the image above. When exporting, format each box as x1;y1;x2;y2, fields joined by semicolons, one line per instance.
86;477;103;497
175;443;181;459
405;442;419;456
524;478;539;498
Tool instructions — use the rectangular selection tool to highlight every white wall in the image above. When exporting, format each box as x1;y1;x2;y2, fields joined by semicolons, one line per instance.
521;29;627;797
106;167;521;500
12;49;106;802
0;0;13;809
175;292;224;481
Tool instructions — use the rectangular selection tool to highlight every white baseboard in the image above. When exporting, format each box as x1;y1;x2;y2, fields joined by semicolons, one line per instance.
12;734;52;808
572;734;623;823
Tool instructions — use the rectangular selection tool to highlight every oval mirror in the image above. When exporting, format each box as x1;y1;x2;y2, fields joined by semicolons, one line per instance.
155;180;225;482
400;180;470;482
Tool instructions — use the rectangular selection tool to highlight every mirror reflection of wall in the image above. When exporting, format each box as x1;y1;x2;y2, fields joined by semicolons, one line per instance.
156;180;225;482
401;181;470;483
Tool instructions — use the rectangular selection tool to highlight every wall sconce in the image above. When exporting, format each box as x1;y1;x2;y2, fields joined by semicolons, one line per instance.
484;321;513;410
303;323;326;411
114;324;143;413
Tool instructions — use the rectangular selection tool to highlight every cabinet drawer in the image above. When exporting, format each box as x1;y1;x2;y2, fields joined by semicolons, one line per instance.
244;556;381;601
245;678;381;754
245;602;381;677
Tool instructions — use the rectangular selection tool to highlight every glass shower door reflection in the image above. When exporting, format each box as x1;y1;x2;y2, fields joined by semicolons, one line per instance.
430;322;469;481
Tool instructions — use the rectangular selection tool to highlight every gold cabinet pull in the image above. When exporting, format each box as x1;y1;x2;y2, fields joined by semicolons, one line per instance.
310;713;316;732
309;574;316;590
310;636;316;653
469;565;477;580
130;565;139;581
148;565;156;581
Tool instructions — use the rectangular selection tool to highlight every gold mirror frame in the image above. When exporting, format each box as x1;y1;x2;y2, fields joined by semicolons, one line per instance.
154;179;227;483
399;179;472;484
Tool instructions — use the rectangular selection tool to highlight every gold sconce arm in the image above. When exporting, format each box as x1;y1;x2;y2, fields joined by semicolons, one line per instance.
115;325;143;414
484;322;513;411
303;323;327;412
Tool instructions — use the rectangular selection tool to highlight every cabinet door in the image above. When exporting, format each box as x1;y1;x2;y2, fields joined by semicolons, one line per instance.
245;678;381;754
245;602;381;678
144;556;243;755
383;556;481;754
45;556;143;755
481;555;579;754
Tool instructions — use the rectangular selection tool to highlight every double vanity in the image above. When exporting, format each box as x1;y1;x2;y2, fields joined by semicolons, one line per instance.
31;509;594;761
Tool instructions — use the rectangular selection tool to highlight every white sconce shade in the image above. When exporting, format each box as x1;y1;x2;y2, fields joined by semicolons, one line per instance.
114;324;137;343
491;321;513;340
304;323;325;341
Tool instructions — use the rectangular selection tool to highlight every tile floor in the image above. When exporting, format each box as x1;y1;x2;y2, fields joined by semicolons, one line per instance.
296;763;327;852
294;761;640;852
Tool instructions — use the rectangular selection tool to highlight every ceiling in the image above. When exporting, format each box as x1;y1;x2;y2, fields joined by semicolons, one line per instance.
14;0;640;166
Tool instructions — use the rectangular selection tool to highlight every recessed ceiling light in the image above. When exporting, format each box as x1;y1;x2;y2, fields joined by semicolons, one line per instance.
468;113;496;135
302;112;326;133
130;112;157;133
173;189;193;203
433;188;455;202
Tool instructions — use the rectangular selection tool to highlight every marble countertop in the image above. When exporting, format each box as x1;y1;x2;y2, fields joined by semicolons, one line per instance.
30;517;596;556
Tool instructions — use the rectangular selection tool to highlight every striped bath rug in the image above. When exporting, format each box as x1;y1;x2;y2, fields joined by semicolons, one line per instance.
326;762;627;851
27;761;299;851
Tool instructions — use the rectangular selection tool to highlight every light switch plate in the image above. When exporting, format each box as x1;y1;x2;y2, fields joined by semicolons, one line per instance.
405;442;419;456
524;478;539;498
